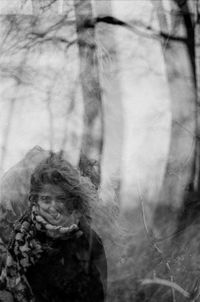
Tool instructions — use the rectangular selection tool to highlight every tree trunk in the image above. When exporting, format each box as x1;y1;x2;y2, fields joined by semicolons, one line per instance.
73;0;104;171
153;0;196;209
151;0;196;237
194;0;200;191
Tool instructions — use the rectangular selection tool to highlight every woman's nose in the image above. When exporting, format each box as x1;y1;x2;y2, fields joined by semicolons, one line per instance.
49;199;57;212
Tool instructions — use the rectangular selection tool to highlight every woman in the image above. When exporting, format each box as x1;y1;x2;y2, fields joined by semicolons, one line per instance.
0;153;107;302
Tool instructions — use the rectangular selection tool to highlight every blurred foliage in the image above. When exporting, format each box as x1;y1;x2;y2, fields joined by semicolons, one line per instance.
106;203;200;302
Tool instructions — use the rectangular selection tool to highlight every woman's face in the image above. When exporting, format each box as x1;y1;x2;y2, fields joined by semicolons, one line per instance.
37;183;74;226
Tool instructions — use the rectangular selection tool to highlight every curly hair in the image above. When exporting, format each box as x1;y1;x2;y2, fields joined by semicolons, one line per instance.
29;152;98;222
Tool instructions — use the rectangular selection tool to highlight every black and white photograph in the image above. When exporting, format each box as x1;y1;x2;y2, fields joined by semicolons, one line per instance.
0;0;199;301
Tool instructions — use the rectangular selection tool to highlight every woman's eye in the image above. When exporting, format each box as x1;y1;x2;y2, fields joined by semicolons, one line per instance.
40;196;51;203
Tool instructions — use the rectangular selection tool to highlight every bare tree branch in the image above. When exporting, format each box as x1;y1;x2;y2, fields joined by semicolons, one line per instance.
137;182;176;301
141;278;190;299
85;15;188;43
141;277;200;302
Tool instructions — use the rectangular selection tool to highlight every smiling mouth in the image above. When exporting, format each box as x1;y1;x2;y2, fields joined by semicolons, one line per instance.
48;211;61;220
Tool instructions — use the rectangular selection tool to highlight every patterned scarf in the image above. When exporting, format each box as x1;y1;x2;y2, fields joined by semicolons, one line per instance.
0;205;80;302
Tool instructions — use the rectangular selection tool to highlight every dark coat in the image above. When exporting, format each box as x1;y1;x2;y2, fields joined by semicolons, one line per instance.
25;223;107;302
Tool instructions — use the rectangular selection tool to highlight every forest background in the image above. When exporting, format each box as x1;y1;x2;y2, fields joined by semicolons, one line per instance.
0;0;200;301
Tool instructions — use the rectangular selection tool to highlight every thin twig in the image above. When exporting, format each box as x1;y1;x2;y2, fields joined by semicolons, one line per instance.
141;278;190;299
137;182;176;302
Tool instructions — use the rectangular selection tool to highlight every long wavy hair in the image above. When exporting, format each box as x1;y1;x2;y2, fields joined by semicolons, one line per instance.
29;152;98;222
